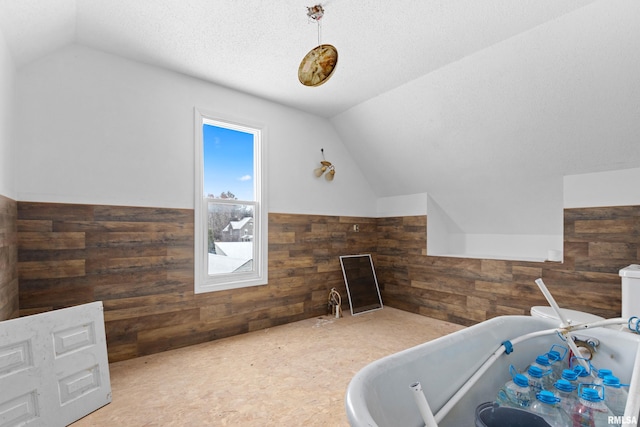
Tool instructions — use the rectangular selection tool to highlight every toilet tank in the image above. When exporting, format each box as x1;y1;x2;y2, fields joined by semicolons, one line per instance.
620;264;640;319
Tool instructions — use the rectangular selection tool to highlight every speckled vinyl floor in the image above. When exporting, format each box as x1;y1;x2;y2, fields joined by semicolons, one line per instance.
72;307;464;426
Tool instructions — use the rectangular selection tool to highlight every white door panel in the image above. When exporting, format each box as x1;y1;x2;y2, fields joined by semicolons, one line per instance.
0;302;111;427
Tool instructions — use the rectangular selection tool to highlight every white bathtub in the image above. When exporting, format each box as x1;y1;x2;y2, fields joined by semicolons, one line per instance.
345;315;640;426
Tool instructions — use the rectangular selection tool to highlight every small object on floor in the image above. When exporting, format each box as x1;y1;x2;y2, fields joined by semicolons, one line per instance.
328;287;342;318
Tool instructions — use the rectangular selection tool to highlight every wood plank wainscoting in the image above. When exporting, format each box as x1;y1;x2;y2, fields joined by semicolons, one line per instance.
377;206;640;326
0;194;18;321
17;202;376;362
16;202;639;361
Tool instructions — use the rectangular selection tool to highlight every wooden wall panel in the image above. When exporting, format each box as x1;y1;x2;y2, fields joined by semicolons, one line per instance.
377;206;640;326
17;203;373;362
0;194;18;320
16;201;638;361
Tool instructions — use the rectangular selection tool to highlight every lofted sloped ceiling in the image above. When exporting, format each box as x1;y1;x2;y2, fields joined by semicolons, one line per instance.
0;0;599;118
1;0;639;237
331;0;640;237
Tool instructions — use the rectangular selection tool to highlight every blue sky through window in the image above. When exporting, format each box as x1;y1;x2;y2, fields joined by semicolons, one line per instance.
203;124;254;201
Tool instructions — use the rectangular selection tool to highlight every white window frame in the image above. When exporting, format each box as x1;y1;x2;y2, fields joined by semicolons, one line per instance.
194;108;268;293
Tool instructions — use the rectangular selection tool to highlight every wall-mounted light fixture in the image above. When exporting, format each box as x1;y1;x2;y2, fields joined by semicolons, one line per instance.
314;148;335;181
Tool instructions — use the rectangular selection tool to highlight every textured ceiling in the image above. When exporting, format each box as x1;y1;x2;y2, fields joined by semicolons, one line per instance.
0;0;598;118
332;0;640;236
2;0;639;240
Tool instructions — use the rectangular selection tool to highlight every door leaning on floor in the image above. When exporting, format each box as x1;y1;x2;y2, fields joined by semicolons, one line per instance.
0;301;111;427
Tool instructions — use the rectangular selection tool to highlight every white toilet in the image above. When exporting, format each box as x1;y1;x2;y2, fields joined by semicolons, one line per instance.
531;264;640;326
620;264;640;320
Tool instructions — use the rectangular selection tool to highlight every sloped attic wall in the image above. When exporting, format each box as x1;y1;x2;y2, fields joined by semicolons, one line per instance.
14;44;377;217
0;23;14;199
0;26;18;321
332;0;640;260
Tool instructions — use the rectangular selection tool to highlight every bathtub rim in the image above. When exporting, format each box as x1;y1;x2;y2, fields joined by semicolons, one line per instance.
345;314;640;427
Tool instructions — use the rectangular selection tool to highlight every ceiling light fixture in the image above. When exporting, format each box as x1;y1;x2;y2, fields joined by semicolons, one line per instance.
314;148;335;181
298;4;338;87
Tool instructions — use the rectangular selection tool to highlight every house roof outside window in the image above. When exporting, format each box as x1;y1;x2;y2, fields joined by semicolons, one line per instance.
222;217;252;233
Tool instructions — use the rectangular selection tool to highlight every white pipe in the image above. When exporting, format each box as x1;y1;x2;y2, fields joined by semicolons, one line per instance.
535;278;567;324
432;274;632;426
433;315;625;423
622;342;640;427
535;278;592;373
434;346;504;423
434;327;558;423
563;317;627;332
410;381;438;427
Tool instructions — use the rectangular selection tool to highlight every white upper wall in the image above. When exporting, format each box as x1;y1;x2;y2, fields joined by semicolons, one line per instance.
15;44;377;216
333;0;640;234
564;167;640;209
0;27;15;199
376;193;427;218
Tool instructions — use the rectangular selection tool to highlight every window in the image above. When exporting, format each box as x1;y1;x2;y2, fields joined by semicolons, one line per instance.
194;109;267;293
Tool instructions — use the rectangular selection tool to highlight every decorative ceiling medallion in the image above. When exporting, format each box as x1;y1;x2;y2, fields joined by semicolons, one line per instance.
298;44;338;87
